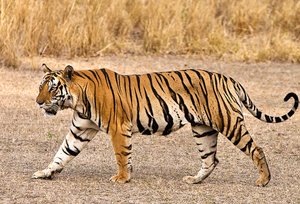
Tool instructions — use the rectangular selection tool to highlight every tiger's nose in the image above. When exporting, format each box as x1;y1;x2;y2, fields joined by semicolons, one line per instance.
36;98;44;106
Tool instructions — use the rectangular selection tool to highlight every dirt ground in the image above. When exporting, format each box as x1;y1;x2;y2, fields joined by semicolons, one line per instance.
0;56;299;204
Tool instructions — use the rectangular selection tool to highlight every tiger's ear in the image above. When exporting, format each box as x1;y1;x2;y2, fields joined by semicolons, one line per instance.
63;65;74;81
41;63;52;73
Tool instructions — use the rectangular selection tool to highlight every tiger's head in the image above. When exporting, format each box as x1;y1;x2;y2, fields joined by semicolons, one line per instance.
36;64;74;116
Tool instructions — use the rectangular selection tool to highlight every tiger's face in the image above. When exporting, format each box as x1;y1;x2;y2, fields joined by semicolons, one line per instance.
36;64;74;116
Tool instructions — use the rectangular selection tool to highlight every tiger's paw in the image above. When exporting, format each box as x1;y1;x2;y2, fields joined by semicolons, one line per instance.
182;176;201;184
32;169;53;180
110;174;130;183
255;175;270;187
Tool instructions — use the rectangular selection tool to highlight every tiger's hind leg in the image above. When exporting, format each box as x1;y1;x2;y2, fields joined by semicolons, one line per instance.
225;123;271;186
183;125;219;184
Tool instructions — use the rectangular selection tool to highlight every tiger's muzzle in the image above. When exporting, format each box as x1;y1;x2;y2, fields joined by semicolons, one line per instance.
43;105;59;116
37;101;59;116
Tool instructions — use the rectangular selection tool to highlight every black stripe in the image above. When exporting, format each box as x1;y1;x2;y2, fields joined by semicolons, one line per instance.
72;120;82;131
143;82;156;131
251;147;257;160
93;85;98;120
174;71;198;111
88;70;100;85
142;129;151;135
184;72;194;88
256;110;262;119
123;144;132;151
265;115;273;122
147;75;173;135
136;113;145;133
288;110;294;117
221;77;243;114
193;130;217;138
240;138;253;153
114;72;121;88
201;151;215;159
62;148;70;156
153;74;166;93
211;142;217;148
136;75;142;95
65;140;80;156
82;85;91;119
94;70;102;84
121;133;132;138
157;74;177;102
144;87;154;115
100;69;117;113
145;108;157;134
151;120;159;133
191;70;212;126
210;75;225;132
233;130;248;146
178;94;195;125
227;118;240;141
78;111;88;120
134;87;145;133
127;76;133;105
282;115;288;120
70;129;91;142
121;151;132;156
184;71;201;111
74;72;86;79
80;72;94;82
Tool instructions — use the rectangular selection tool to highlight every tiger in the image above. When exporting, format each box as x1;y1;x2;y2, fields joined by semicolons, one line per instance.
32;64;298;186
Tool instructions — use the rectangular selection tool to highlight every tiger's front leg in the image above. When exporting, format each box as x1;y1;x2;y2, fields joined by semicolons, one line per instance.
109;124;132;183
32;126;98;180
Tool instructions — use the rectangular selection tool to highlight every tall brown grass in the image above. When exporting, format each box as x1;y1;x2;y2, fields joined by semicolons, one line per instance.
0;0;299;67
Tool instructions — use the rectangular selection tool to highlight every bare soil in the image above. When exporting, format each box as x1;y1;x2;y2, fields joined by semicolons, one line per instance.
0;56;299;204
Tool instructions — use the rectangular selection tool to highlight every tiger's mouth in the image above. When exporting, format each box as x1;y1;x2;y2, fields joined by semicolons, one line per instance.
45;108;58;116
42;104;59;116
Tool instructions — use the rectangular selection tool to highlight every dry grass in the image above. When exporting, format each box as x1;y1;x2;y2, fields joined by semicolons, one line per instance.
0;0;300;67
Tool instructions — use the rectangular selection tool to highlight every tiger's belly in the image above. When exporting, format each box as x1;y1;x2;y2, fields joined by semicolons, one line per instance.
131;105;202;135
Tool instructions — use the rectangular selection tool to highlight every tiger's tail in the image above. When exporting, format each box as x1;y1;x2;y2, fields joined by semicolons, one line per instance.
234;82;298;123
